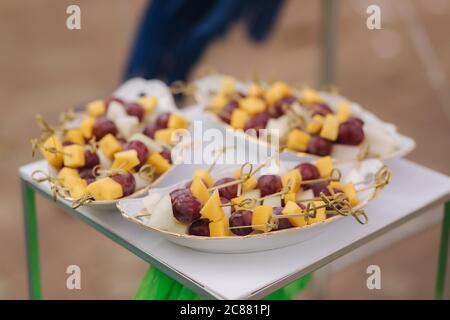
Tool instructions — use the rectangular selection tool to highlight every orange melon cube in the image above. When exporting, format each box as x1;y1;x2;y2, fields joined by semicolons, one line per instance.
282;201;307;227
230;109;250;129
200;189;224;222
112;149;140;171
86;177;123;200
147;152;171;175
281;169;302;193
80;116;96;139
251;205;273;232
192;169;214;187
320;114;339;141
86;99;106;117
63;144;85;168
40;135;64;168
316;156;333;178
286;129;310;152
190;177;210;204
99;133;122;159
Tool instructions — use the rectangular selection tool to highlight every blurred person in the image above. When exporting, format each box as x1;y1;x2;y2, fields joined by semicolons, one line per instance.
125;0;285;83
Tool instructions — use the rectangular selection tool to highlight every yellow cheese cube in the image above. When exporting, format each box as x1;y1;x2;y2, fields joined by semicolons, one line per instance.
336;101;352;122
190;177;210;204
320;114;339;141
64;129;85;145
200;189;225;222
86;99;106;117
40;135;64;168
209;218;230;237
286;129;310;152
154;128;175;145
329;181;343;190
138;96;158;115
66;176;88;199
239;97;266;116
168;113;189;129
316;156;333;178
264;82;292;106
342;182;359;206
209;94;228;113
282;201;307;227
80;116;96;139
230;109;250;129
86;177;123;200
300;88;323;105
308;200;326;224
193;169;214;187
63;144;85;168
57;167;80;187
251;205;273;232
147;152;171;175
112;150;140;171
284;192;296;203
307;114;325;134
233;168;257;191
248;83;264;97
231;196;247;211
281;170;302;193
99;133;122;159
219;76;236;96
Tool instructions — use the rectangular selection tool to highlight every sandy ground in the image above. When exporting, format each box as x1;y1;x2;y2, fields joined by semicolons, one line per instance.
1;0;449;299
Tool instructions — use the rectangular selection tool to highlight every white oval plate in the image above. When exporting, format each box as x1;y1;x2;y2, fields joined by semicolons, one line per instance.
42;78;180;211
118;158;386;253
194;74;415;160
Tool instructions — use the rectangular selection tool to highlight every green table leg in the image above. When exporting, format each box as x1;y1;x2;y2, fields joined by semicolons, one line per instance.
435;201;450;300
21;180;42;300
135;266;312;300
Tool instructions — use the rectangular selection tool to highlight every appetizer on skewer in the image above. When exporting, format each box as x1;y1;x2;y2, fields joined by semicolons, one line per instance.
137;156;391;238
31;95;189;207
202;75;401;159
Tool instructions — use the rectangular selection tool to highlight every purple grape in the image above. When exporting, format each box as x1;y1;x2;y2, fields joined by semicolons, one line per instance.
111;173;136;197
229;210;253;236
188;218;211;237
307;136;332;156
311;182;330;197
93;117;118;140
295;163;320;181
312;103;333;117
82;150;100;169
159;148;172;164
244;111;271;133
143;123;159;139
125;102;145;122
172;191;202;224
337;120;364;145
79;168;95;184
124;140;149;165
272;96;296;118
257;175;282;197
155;112;170;128
105;96;125;108
213;178;238;200
170;188;191;203
347;117;364;126
273;206;293;230
218;101;238;124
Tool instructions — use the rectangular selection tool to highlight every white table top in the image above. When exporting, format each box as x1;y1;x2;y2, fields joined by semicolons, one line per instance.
19;159;450;299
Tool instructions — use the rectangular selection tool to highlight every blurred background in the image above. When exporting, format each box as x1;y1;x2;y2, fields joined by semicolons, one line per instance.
1;0;449;299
